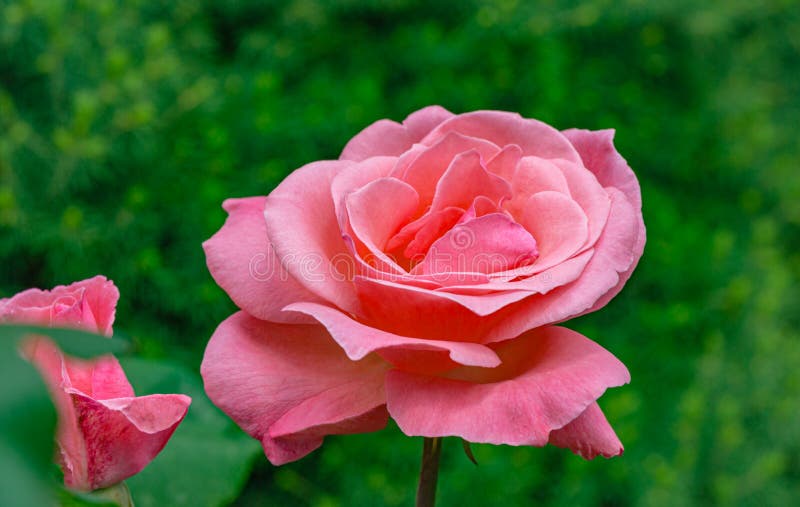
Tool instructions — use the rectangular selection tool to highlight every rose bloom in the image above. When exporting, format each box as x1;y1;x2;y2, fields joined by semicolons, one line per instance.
202;107;645;464
1;276;191;491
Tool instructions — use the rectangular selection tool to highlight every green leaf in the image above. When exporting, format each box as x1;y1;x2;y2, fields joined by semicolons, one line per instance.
461;439;478;466
0;324;130;357
0;327;58;507
120;358;261;507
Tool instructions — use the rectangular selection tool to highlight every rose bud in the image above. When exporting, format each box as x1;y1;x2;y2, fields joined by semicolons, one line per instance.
2;276;192;491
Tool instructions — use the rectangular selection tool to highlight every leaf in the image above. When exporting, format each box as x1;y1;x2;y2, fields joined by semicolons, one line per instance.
461;439;478;466
120;358;261;507
0;324;130;357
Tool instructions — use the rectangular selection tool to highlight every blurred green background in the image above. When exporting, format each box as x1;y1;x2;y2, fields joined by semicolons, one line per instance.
1;0;799;505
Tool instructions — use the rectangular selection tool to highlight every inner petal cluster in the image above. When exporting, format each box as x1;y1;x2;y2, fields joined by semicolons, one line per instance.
338;133;609;289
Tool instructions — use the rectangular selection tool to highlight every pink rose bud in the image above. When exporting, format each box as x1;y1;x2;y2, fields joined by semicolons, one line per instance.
0;276;118;337
2;277;191;491
201;108;645;464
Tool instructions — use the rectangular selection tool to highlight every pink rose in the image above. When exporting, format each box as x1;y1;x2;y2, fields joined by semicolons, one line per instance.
202;107;645;464
2;277;192;491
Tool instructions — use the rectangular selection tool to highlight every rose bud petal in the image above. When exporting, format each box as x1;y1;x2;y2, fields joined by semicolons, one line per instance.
1;275;119;336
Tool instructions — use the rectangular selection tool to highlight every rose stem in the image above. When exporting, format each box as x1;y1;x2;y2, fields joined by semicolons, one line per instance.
416;437;443;507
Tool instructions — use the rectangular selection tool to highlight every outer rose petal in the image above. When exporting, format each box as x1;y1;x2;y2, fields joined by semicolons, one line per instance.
581;208;646;317
351;258;594;341
562;128;642;209
203;197;322;324
22;337;190;491
560;130;645;295
548;402;624;459
69;392;191;490
201;312;390;465
21;337;87;488
422;110;582;163
403;105;455;140
385;326;629;448
0;276;118;336
340;106;454;161
284;302;501;368
263;160;360;313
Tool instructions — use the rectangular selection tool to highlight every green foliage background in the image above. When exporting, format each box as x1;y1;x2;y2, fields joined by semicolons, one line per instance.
1;0;799;505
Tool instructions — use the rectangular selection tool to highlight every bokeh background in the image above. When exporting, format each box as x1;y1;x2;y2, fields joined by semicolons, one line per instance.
2;0;799;505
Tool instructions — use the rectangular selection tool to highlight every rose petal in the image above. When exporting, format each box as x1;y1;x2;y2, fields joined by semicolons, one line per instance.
430;151;511;212
386;326;629;447
548;402;624;459
284;302;501;368
0;288;81;329
439;249;593;295
484;188;641;343
201;312;389;466
353;275;526;338
68;392;190;490
0;276;118;336
342;234;446;289
460;195;504;221
519;191;589;272
21;337;87;488
552;159;611;250
581;199;646;315
387;206;464;261
340;120;414;162
403;105;455;140
331;156;396;227
345;177;419;274
74;276;119;337
62;354;134;400
399;132;500;211
486;144;522;181
562;128;642;209
416;213;538;276
204;197;323;324
350;232;491;288
263;160;360;313
340;106;454;162
505;156;571;216
422;111;582;163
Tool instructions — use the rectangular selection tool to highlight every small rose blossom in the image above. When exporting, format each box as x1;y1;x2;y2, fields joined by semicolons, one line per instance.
1;276;191;491
202;107;645;464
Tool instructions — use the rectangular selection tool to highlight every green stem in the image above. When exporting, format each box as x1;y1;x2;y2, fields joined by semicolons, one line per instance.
92;481;134;507
416;437;443;507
